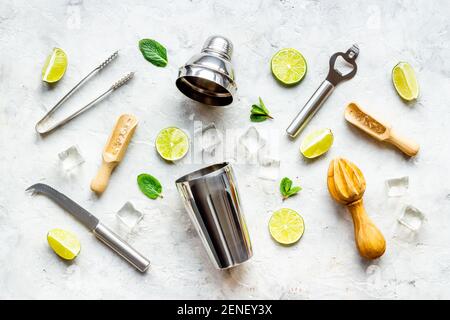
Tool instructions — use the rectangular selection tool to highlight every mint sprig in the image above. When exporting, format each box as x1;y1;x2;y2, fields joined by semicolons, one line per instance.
137;173;163;199
280;177;302;200
250;97;273;122
139;39;168;67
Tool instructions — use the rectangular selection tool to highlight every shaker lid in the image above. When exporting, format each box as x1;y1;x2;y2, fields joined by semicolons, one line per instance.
176;65;236;106
202;35;233;60
176;35;237;106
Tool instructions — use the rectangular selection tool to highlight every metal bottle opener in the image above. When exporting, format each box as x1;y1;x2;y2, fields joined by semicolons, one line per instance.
286;45;359;138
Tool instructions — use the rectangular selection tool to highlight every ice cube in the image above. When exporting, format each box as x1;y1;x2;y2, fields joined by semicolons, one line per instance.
260;179;277;195
116;202;143;231
195;122;222;154
398;205;425;231
238;126;266;162
257;155;281;196
257;157;280;181
385;176;409;197
193;122;224;164
58;145;85;172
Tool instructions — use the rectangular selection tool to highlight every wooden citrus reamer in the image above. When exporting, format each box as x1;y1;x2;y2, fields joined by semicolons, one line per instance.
327;157;386;259
91;114;138;194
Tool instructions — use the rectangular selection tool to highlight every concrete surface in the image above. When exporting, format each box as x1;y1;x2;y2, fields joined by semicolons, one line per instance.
1;0;450;299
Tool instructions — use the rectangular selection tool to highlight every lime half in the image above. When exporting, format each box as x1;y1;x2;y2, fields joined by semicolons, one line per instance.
269;208;305;245
271;48;307;85
300;128;334;159
47;228;81;260
42;48;67;83
392;62;419;101
155;127;189;161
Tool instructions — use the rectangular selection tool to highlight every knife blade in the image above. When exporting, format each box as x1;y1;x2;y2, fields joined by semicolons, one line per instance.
27;183;99;230
26;183;150;272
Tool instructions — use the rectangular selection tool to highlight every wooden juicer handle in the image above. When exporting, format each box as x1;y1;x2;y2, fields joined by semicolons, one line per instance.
327;157;386;260
346;199;386;259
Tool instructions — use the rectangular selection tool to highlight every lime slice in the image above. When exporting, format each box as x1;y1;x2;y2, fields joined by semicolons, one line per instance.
269;208;305;245
155;127;189;161
42;48;68;83
271;48;307;85
47;229;81;260
300;128;334;159
392;62;419;101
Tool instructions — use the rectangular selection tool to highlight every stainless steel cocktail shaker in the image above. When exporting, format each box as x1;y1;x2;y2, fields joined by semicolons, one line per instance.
176;35;237;106
176;162;252;269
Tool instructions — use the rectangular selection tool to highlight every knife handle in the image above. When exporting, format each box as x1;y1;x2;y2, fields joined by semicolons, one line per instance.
93;222;150;272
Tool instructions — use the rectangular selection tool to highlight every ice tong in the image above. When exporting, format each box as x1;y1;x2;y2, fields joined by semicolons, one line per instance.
286;45;359;138
35;51;134;134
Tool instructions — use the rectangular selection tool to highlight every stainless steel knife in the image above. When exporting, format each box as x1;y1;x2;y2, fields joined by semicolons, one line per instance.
26;183;150;273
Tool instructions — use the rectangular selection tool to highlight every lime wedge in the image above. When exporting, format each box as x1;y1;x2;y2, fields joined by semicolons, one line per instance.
271;48;307;85
47;229;81;260
269;208;305;245
42;48;68;83
155;127;189;161
392;62;419;101
300;128;334;159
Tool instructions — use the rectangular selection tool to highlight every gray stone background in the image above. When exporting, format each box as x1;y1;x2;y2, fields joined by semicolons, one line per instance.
1;0;449;299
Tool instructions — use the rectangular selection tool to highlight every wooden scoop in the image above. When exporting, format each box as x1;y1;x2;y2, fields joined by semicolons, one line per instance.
345;102;419;156
91;114;138;194
327;157;386;259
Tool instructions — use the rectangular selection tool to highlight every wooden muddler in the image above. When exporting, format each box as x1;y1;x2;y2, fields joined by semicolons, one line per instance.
91;114;138;194
327;157;386;259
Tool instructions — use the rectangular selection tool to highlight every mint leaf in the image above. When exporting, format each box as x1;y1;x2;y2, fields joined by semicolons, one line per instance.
250;97;273;122
139;39;168;67
250;114;270;122
137;173;163;199
280;177;292;194
287;186;302;196
258;97;270;115
280;177;301;200
251;105;267;115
